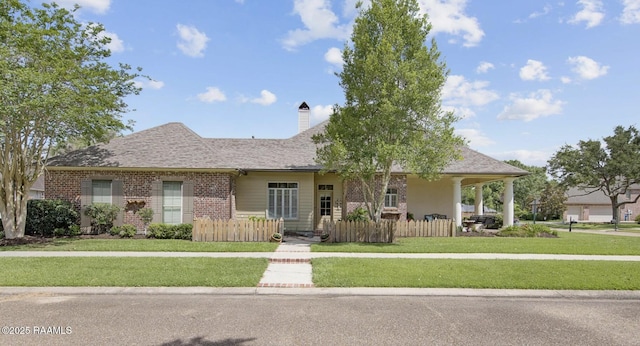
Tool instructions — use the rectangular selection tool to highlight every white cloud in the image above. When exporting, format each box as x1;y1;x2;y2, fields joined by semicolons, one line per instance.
567;55;609;80
561;76;572;84
197;87;226;103
491;150;552;166
176;24;209;58
476;61;494;74
529;5;552;19
621;0;640;24
519;59;550;81
324;47;344;66
282;0;350;50
250;90;277;106
442;75;499;119
311;104;334;122
134;79;165;90
342;0;363;18
100;30;124;53
417;0;485;47
454;128;494;147
569;0;605;28
55;0;110;14
497;90;564;122
86;23;124;53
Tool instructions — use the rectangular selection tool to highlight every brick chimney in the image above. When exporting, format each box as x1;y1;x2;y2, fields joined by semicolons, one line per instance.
298;101;310;133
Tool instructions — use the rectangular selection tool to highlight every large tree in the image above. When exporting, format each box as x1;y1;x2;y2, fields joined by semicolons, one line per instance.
505;159;546;210
537;181;566;220
547;125;640;224
314;0;463;221
0;1;142;239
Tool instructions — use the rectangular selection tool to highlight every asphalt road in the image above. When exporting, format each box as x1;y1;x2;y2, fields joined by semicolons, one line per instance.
1;294;639;346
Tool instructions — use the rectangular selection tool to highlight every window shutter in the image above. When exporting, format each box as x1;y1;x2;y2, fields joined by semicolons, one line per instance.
80;180;92;229
182;181;194;224
112;180;124;226
151;180;162;223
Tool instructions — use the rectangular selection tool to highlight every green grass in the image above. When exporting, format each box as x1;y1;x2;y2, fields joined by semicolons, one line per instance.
311;232;640;255
312;258;640;290
0;257;268;287
0;238;279;252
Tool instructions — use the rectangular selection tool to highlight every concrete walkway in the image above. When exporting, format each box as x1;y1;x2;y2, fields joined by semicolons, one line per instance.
257;237;314;288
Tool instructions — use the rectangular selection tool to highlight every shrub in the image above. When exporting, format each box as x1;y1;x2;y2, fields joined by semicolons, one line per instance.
137;208;154;230
497;224;557;237
110;224;137;238
344;207;369;222
248;216;266;221
53;224;82;237
635;214;640;224
25;199;79;237
84;203;120;234
146;223;192;239
173;223;193;240
0;230;4;239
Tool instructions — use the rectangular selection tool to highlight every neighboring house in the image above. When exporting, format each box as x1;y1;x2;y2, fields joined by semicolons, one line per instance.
29;175;45;200
564;186;640;223
45;103;528;233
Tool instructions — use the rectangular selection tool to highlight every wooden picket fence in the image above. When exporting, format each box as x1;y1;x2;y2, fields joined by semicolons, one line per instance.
192;217;283;242
323;219;455;243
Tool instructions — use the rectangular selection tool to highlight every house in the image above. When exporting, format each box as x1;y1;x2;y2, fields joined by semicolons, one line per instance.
45;103;528;233
564;186;640;223
29;175;45;200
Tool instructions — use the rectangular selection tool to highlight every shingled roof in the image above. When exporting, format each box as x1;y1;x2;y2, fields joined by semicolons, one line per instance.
47;121;528;176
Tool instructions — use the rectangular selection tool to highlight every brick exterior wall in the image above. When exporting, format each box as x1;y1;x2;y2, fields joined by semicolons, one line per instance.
344;175;407;221
45;170;235;231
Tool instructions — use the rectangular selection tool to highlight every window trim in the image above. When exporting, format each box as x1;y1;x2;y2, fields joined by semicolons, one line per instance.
384;187;398;209
162;181;183;225
267;182;299;220
91;180;113;204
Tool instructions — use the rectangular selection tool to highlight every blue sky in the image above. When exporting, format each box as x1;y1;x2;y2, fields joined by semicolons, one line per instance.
47;0;640;167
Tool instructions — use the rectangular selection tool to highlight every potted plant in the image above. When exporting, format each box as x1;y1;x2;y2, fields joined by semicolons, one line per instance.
270;232;282;242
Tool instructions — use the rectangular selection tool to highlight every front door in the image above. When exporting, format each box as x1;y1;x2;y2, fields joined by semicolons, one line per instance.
317;184;333;230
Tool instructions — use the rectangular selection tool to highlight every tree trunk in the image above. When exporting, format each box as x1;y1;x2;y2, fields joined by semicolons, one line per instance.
1;195;28;239
610;196;619;231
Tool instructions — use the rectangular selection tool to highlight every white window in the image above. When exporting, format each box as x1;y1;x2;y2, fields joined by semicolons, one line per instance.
92;180;112;204
163;181;182;224
384;188;398;208
268;182;298;219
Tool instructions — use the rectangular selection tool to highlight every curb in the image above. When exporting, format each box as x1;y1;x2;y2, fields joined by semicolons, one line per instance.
1;287;640;299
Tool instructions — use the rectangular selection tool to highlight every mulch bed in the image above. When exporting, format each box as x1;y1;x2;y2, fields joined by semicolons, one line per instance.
0;235;54;247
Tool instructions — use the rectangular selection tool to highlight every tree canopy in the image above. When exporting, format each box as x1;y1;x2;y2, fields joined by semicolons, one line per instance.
0;0;143;238
547;125;640;223
313;0;463;221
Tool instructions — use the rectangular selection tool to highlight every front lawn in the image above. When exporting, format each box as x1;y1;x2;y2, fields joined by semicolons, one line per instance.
312;232;640;255
0;238;279;252
312;258;640;290
0;257;268;287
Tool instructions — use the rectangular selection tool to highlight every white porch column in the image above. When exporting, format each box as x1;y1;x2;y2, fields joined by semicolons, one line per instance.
474;183;484;216
452;177;463;227
503;177;515;226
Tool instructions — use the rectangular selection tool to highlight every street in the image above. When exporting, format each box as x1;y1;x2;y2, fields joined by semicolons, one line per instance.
1;294;639;345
